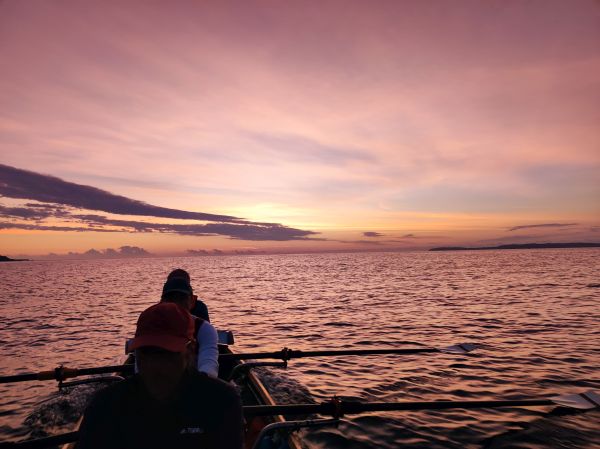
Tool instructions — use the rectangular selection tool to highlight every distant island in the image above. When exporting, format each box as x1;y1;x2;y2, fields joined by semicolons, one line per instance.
430;242;600;251
0;255;30;262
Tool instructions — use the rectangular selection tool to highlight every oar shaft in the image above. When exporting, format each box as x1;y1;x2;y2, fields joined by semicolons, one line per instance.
0;365;133;384
0;345;468;383
220;347;437;361
292;348;438;358
346;399;555;413
244;398;556;417
76;364;133;377
0;373;40;383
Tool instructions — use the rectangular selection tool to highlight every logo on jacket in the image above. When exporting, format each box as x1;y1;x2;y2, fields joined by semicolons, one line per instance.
179;427;205;434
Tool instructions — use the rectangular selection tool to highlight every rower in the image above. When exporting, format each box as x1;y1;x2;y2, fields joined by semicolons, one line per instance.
167;268;210;321
160;276;219;378
77;302;243;449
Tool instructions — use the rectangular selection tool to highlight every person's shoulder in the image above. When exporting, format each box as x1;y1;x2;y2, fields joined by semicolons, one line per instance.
87;377;137;407
188;371;239;400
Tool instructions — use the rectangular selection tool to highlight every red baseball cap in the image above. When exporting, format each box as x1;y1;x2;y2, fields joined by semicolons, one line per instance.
129;303;196;353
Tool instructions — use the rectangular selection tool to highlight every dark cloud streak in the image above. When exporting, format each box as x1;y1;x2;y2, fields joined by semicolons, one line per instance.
0;164;243;222
0;164;320;241
509;223;578;231
0;222;121;233
0;213;320;241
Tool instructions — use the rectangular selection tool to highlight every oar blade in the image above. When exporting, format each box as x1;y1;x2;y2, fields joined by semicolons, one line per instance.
438;343;478;354
551;390;600;410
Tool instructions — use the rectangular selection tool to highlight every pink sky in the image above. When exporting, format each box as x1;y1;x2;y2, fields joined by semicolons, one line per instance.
1;1;599;256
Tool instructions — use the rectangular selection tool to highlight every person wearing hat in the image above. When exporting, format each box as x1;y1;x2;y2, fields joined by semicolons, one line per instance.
160;275;219;378
167;268;210;321
77;302;243;449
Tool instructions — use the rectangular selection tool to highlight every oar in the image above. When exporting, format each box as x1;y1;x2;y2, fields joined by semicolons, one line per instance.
0;344;477;384
0;391;597;449
0;364;134;384
219;343;479;361
245;390;600;417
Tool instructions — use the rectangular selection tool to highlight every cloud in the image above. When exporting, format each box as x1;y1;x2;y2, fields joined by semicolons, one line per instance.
43;246;151;259
0;204;54;220
39;246;152;259
382;234;418;243
247;132;374;165
0;164;321;241
508;223;578;232
71;214;318;240
335;239;383;245
0;211;320;241
363;231;384;237
187;249;209;255
0;222;120;233
0;164;242;222
118;246;151;256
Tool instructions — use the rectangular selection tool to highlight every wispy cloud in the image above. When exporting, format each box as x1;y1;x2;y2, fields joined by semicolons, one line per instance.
363;231;383;237
508;223;578;232
247;132;374;166
334;239;382;245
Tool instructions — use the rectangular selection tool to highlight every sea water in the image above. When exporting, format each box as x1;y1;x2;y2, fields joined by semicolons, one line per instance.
0;249;599;448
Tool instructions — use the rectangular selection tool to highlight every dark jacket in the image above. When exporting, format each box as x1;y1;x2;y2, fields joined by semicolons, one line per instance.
77;370;243;449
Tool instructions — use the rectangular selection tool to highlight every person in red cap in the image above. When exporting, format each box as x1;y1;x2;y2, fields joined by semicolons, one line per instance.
77;303;243;449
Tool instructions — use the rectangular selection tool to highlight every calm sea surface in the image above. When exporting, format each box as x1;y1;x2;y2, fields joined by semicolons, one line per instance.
0;250;599;448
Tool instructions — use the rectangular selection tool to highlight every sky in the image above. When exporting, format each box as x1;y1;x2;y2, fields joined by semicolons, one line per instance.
1;0;599;257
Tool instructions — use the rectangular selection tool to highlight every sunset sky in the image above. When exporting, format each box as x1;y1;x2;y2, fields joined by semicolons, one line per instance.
1;1;599;257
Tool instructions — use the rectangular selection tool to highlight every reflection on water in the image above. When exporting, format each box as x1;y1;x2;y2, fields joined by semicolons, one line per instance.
0;249;599;448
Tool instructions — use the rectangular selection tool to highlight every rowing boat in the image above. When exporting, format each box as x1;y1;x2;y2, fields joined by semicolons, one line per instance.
60;333;302;449
2;341;598;449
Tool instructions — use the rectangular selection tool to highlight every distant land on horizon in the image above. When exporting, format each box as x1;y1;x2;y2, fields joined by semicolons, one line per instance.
429;242;600;252
0;255;30;262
